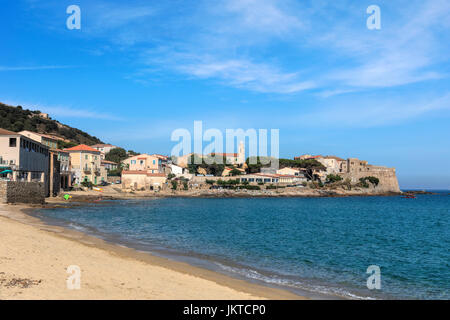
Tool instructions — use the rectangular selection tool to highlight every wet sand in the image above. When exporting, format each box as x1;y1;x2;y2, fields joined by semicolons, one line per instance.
0;203;304;300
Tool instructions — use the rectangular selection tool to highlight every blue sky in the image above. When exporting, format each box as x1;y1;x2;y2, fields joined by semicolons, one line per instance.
1;0;449;189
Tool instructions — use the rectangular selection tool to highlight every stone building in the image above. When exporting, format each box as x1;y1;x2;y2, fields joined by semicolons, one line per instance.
338;158;400;193
121;171;167;190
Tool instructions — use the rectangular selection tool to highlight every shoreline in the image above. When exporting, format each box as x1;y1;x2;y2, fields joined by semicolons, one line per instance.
46;185;403;204
0;202;306;300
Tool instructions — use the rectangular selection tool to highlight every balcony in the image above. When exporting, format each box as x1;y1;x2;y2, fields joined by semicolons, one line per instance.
83;167;92;173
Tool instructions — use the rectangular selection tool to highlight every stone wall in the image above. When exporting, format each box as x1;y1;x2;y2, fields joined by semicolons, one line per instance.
339;167;401;193
0;181;46;204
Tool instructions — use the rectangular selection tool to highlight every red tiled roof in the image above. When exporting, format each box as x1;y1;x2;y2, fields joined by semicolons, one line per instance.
101;160;117;164
65;144;100;152
0;128;18;135
152;154;169;159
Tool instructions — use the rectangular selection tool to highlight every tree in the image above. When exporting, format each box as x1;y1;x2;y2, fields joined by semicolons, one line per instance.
105;148;128;164
326;174;343;183
128;150;139;156
188;154;225;176
167;173;176;180
230;168;242;176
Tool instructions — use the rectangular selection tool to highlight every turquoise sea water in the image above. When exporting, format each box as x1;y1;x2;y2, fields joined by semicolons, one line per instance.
35;192;450;299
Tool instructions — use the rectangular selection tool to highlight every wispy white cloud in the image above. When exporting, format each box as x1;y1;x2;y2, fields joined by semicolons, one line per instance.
297;92;450;128
27;0;450;95
318;0;450;92
147;52;315;93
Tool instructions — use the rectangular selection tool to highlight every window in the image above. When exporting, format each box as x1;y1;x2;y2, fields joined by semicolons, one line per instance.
131;160;136;164
85;155;88;160
9;138;17;147
153;160;156;165
140;160;144;165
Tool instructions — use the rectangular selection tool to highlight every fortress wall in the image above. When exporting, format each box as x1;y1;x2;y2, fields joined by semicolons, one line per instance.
340;167;401;193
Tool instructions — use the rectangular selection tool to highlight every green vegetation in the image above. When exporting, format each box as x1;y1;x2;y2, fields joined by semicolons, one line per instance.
127;150;139;156
187;154;227;176
167;173;176;180
183;181;188;190
171;180;178;190
0;102;103;145
105;148;128;164
359;176;380;188
81;180;93;189
326;174;343;183
240;185;261;191
107;169;121;177
229;168;242;176
245;157;326;180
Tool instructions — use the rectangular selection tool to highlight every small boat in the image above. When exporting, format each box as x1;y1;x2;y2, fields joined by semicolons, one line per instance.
402;194;416;199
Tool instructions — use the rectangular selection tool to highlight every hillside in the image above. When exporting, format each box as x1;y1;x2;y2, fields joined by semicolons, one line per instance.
0;102;103;147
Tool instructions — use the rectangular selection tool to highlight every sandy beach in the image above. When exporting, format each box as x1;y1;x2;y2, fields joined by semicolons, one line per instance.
0;203;303;300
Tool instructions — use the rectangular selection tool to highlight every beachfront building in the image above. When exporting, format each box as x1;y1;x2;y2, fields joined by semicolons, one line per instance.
65;144;107;185
123;154;162;173
276;167;301;176
239;173;280;184
239;173;307;185
56;149;71;190
19;130;59;149
121;171;167;190
0;128;49;184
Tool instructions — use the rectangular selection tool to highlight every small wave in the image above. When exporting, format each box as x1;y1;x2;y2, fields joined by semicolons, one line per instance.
67;222;89;232
214;262;377;300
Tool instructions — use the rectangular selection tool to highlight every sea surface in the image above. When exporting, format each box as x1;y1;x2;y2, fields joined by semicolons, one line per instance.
35;191;450;299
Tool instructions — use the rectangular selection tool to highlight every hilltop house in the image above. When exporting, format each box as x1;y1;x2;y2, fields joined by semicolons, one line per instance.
19;130;59;149
91;144;118;160
65;144;107;185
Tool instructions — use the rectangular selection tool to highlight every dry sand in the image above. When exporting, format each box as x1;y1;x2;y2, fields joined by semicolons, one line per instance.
0;204;303;300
